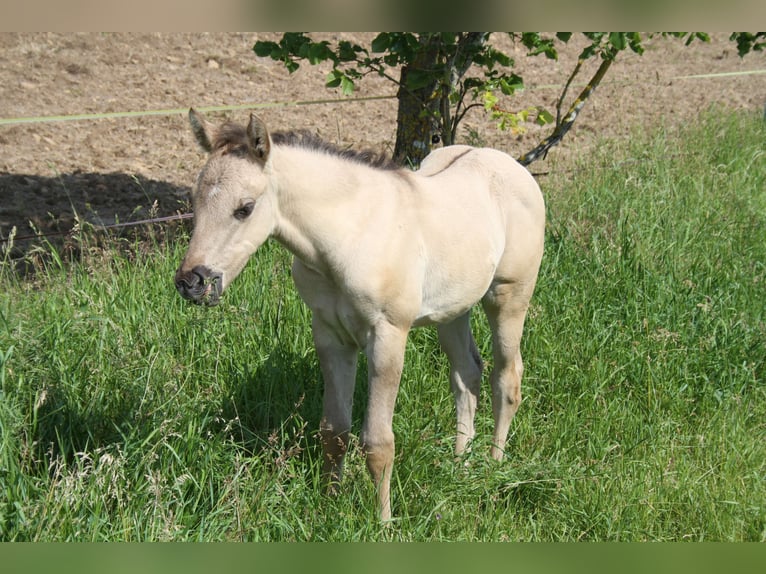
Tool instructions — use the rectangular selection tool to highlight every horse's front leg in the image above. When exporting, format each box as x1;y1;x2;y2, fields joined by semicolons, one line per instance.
312;316;359;494
361;321;409;521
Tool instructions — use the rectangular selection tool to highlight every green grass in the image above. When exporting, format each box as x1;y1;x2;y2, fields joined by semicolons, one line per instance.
1;110;764;541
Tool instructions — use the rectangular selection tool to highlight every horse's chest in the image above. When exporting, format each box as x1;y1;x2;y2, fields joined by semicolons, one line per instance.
292;259;375;348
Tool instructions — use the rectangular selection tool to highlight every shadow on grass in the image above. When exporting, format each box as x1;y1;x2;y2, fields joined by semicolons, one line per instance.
30;347;328;462
223;347;324;451
0;171;191;274
224;346;370;445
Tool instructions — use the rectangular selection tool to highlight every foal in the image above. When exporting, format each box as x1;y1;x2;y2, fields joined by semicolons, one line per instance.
175;109;545;520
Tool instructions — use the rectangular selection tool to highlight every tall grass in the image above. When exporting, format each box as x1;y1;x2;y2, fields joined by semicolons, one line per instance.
0;110;764;541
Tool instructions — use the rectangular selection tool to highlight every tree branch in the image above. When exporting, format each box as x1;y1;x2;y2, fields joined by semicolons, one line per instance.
517;55;613;167
556;58;583;126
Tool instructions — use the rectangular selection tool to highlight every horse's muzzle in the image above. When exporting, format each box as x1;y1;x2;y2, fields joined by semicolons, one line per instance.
175;265;223;306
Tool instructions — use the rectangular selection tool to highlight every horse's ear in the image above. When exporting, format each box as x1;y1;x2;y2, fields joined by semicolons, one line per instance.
189;108;213;153
247;113;271;163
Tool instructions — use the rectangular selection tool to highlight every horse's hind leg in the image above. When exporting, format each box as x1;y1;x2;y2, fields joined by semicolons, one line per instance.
481;280;535;460
437;312;483;456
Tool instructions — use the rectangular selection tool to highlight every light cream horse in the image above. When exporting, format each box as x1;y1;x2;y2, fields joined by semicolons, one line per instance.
175;109;545;520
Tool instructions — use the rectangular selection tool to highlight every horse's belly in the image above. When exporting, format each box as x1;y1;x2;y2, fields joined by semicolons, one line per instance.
413;258;497;327
413;305;472;327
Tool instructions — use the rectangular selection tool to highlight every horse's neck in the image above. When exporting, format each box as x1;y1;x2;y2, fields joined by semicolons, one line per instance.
269;147;373;271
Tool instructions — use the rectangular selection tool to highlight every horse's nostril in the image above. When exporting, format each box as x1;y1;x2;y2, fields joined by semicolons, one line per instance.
175;265;223;304
175;269;198;290
175;268;202;298
191;265;217;287
190;268;206;287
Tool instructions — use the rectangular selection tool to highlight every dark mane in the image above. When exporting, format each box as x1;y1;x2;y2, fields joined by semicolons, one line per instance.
272;130;400;171
211;122;399;171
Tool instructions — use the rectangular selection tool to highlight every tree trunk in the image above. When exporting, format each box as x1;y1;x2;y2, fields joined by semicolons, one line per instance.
392;33;490;167
392;37;442;167
392;69;434;167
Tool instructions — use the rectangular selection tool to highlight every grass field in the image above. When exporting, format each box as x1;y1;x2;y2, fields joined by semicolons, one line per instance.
0;110;764;541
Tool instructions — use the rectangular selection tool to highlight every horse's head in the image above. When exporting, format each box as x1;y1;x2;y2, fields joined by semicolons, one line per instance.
175;109;276;306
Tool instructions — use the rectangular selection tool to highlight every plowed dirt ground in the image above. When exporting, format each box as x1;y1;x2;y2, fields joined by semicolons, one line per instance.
1;32;763;255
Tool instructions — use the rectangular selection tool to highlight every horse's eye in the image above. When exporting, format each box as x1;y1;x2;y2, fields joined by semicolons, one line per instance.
233;201;255;221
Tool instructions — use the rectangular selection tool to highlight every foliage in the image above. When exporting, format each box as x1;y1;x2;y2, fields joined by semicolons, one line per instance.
1;110;764;541
253;32;723;166
729;32;766;56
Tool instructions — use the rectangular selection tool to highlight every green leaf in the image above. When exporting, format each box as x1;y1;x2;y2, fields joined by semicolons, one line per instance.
556;32;573;43
326;69;356;95
441;32;459;45
338;41;363;61
498;76;523;96
406;68;436;91
730;32;765;57
253;41;279;58
487;47;512;68
609;32;627;51
535;108;554;126
325;70;342;88
283;32;310;54
307;42;333;65
383;53;401;67
376;32;419;64
463;77;485;92
520;32;542;50
522;33;558;59
371;33;391;53
297;40;310;59
627;32;644;55
482;90;498;111
340;76;355;96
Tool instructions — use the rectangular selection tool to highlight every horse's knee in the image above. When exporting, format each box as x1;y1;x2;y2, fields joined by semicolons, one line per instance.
364;447;394;484
359;432;395;520
491;365;522;406
361;433;394;480
488;358;524;461
361;431;394;457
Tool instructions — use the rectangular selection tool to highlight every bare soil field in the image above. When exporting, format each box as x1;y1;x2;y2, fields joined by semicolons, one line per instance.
0;32;763;254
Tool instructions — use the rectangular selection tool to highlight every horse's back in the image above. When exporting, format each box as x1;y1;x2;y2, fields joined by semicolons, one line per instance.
419;145;541;204
416;145;476;176
418;146;545;284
